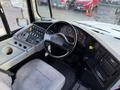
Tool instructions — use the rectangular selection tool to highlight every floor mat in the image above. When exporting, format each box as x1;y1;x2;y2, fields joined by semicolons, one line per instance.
51;61;77;90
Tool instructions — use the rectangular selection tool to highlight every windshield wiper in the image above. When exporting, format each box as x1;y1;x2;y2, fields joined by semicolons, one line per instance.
0;2;11;35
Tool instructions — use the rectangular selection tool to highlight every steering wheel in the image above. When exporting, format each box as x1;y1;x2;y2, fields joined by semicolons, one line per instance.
44;21;77;58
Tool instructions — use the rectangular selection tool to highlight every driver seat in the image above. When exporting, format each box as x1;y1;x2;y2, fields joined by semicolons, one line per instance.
12;59;65;90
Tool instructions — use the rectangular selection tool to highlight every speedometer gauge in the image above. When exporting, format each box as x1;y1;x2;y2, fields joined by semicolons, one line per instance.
60;25;74;38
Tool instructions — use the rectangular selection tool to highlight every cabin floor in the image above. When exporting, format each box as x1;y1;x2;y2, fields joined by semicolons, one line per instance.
9;42;90;90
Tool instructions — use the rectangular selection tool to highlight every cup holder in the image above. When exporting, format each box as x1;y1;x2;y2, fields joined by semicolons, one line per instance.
2;47;13;55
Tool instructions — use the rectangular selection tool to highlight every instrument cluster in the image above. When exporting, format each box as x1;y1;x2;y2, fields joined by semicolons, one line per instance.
60;25;87;45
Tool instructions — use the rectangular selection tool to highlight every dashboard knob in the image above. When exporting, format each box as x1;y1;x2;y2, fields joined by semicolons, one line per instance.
14;41;17;44
23;46;27;49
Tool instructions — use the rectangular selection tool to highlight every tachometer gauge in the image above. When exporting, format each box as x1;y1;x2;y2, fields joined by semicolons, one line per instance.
60;25;75;43
61;26;74;38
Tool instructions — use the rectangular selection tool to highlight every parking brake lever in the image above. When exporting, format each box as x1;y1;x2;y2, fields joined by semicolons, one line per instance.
45;45;51;57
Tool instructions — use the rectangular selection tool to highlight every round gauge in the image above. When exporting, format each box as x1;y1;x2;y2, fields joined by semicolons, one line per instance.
60;25;75;43
77;30;86;45
61;26;75;37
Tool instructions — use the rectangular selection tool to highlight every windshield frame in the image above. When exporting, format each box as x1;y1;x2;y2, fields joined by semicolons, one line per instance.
0;2;11;36
34;0;42;19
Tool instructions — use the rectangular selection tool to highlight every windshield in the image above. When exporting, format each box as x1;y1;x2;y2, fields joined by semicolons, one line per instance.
35;0;120;25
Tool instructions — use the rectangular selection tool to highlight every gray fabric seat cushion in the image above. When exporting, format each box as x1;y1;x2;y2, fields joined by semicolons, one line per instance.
13;59;65;90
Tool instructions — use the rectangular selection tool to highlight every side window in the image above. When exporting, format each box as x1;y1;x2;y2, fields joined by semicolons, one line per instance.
1;0;29;31
0;16;7;37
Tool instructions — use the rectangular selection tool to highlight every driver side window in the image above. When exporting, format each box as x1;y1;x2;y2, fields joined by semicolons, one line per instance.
1;0;29;31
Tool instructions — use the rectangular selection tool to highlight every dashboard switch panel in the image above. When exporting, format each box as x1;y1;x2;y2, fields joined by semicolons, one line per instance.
17;24;45;45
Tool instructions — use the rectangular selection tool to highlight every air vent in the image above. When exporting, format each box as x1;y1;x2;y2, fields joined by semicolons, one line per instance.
114;37;120;40
91;29;100;33
77;22;110;33
91;29;104;35
112;28;120;32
